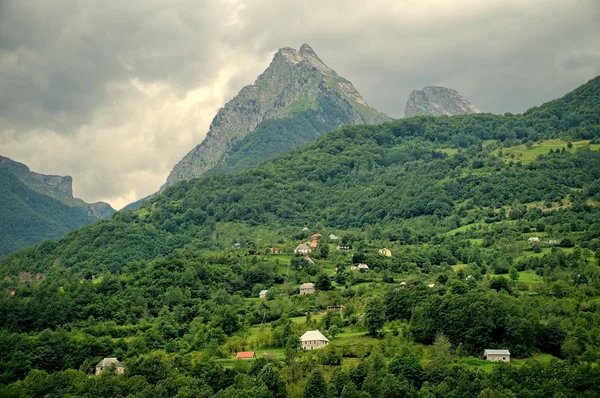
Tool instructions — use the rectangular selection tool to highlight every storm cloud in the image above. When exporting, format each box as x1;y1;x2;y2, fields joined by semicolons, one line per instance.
1;0;599;209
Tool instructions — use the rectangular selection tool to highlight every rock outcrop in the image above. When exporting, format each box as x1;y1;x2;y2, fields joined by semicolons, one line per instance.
0;155;114;219
404;86;481;118
163;44;390;189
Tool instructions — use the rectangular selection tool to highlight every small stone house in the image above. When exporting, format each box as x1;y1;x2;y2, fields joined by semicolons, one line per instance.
295;243;312;254
95;358;125;375
483;349;510;362
357;263;369;271
327;304;344;313
303;256;315;265
528;237;540;244
300;330;329;350
236;352;256;359
378;248;392;257
299;282;315;295
259;289;268;299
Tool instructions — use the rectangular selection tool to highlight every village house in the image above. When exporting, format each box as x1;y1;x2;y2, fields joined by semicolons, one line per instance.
358;263;369;271
294;243;312;254
327;304;344;313
528;237;540;244
378;248;392;257
303;256;315;265
483;349;510;362
299;282;316;295
312;233;322;239
310;240;318;248
259;289;268;299
336;245;350;251
329;234;339;241
236;352;256;359
95;358;125;375
300;330;329;350
269;247;281;254
427;283;436;288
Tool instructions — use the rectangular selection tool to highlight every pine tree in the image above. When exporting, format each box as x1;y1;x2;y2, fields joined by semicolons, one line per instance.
364;296;385;336
304;369;328;398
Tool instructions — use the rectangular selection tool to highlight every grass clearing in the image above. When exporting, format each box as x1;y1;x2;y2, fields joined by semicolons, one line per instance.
518;270;543;285
494;139;599;164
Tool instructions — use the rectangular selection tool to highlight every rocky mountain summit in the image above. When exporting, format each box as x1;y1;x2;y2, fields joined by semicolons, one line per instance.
163;44;390;188
404;86;481;117
0;155;114;219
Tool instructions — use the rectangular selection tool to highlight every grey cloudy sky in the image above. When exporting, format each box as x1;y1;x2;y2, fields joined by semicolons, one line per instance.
1;0;599;209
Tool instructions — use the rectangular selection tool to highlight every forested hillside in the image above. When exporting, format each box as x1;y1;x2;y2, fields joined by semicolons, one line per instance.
1;76;600;397
0;168;100;257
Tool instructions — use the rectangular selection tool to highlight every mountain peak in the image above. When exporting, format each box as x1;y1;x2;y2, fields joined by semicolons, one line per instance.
163;43;390;189
404;86;481;117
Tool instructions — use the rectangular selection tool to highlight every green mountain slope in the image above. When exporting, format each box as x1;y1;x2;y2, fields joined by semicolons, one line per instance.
0;156;115;257
0;168;100;257
1;76;599;275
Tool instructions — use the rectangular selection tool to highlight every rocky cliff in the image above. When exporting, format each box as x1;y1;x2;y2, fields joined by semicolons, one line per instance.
0;155;114;219
404;86;481;117
163;44;390;188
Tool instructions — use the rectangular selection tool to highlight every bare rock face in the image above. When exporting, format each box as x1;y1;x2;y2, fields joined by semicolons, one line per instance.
163;44;390;189
404;86;481;117
0;155;114;219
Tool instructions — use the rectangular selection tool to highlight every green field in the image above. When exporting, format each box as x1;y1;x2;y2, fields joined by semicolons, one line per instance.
517;270;543;285
494;139;600;164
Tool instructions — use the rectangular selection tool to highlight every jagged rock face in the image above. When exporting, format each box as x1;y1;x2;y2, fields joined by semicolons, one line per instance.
0;155;114;219
404;86;481;118
163;44;389;188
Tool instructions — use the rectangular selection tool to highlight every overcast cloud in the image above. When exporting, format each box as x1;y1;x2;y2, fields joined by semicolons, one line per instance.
1;0;599;209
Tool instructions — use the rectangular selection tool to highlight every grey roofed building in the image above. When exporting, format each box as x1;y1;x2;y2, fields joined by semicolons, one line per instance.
483;349;510;362
95;357;125;375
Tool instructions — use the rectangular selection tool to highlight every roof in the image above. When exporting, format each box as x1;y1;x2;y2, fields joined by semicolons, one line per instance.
312;233;322;238
300;330;329;342
259;290;268;295
236;352;256;359
296;243;311;250
484;349;510;355
300;282;315;289
358;263;369;268
96;358;124;368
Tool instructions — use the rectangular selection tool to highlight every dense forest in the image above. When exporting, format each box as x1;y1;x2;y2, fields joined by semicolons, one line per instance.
1;76;600;397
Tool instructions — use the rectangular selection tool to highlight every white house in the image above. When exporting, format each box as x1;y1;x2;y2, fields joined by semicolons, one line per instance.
259;289;268;299
483;349;510;362
300;330;329;350
95;358;125;375
329;234;339;241
528;237;540;244
299;282;315;295
295;243;312;254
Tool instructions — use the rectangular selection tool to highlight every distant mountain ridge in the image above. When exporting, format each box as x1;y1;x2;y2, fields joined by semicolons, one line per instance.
0;156;114;257
0;156;114;219
404;86;481;117
163;43;390;188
